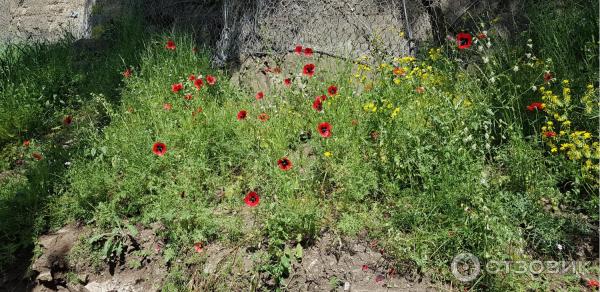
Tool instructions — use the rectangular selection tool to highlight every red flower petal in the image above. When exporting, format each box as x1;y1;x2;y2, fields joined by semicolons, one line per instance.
526;102;544;112
277;157;293;171
171;83;183;93
152;142;167;156
456;32;472;50
294;45;303;55
258;113;269;122
303;64;315;77
237;110;247;120
194;78;204;90
193;242;203;253
244;191;260;207
256;91;264;100
304;47;313;57
312;97;323;112
166;40;176;50
317;122;332;138
206;75;217;85
327;85;338;96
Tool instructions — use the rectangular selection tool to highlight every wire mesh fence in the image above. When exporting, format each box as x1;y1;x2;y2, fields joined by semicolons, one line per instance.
141;0;443;66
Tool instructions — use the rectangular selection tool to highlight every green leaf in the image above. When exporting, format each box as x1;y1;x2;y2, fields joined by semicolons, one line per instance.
88;234;104;244
295;243;303;259
126;224;138;237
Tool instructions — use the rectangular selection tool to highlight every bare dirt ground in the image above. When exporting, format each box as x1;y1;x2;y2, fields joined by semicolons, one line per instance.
17;224;450;291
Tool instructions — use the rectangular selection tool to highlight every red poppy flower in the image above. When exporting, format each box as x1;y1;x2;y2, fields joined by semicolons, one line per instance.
184;94;193;101
255;91;264;100
304;47;313;57
544;131;556;138
172;83;183;93
165;39;176;50
312;97;323;112
32;152;43;161
23;140;30;147
63;115;73;126
194;78;204;90
327;85;338;96
319;95;327;102
188;74;196;81
362;265;369;271
588;279;600;288
477;32;487;40
244;191;260;207
456;32;472;50
294;45;303;55
193;242;203;253
543;72;553;83
303;64;315;77
258;113;269;122
284;78;292;86
237;110;247;120
152;142;167;156
526;102;545;111
277;157;292;171
206;75;217;85
122;68;132;78
416;86;425;94
317;122;332;138
163;103;172;110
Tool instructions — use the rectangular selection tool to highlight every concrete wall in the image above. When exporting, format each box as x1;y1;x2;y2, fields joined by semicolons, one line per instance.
0;0;94;43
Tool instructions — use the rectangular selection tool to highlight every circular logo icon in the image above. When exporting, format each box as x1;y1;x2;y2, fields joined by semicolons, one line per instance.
451;253;481;282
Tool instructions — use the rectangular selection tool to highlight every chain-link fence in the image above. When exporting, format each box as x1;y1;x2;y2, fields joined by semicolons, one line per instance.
142;0;446;66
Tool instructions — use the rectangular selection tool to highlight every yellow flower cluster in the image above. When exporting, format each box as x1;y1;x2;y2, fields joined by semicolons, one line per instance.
539;81;599;178
363;99;401;120
363;102;377;113
428;48;442;61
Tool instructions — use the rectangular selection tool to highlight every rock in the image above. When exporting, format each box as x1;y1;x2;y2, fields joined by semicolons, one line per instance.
77;274;89;284
36;271;53;282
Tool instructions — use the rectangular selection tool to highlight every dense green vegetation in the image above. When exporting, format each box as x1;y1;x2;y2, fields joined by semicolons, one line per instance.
0;0;597;290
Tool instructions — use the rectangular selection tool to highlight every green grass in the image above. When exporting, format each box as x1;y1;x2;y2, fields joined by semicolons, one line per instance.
0;0;598;290
0;2;146;273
